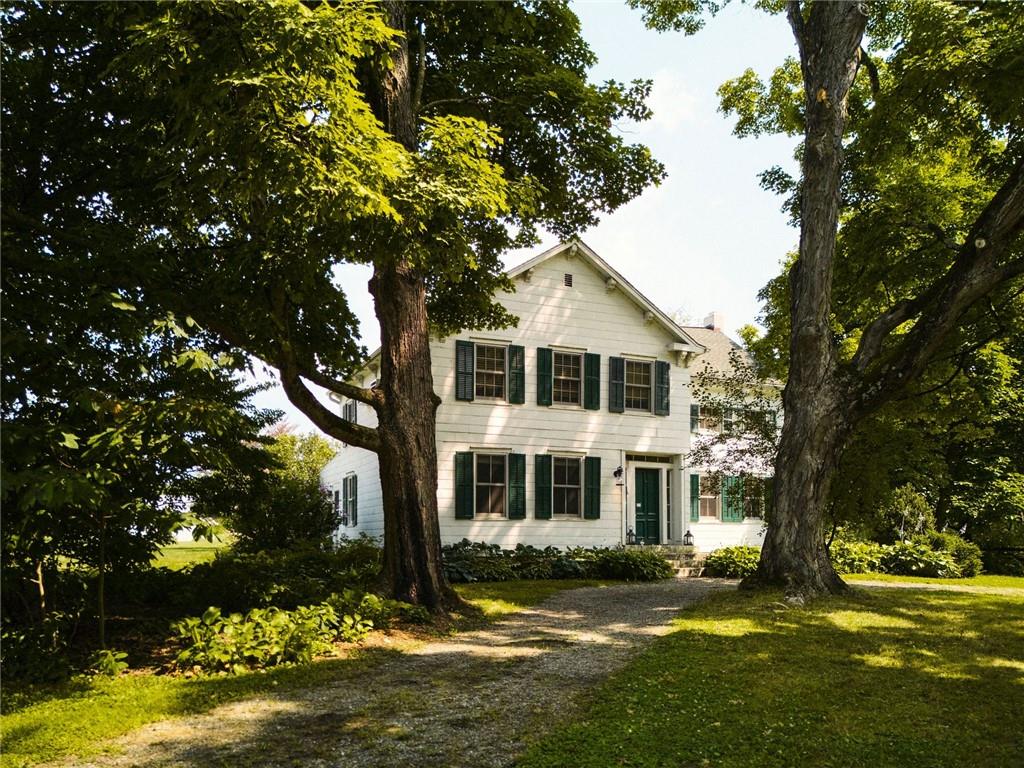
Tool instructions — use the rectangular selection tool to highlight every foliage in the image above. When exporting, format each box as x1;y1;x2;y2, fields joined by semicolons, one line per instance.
702;546;761;579
0;615;76;686
441;541;671;583
173;604;349;675
517;589;1024;768
878;542;961;580
828;539;885;576
191;429;340;552
88;649;129;678
918;532;984;578
874;486;936;544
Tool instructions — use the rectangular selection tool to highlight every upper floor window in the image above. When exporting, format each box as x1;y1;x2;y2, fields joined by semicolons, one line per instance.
625;360;652;411
475;344;506;399
552;456;582;516
553;352;582;405
342;400;357;423
475;453;507;517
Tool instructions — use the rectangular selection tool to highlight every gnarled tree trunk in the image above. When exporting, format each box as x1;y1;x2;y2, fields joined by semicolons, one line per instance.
749;1;867;595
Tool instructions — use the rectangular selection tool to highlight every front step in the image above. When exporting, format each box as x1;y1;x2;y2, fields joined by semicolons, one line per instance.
675;566;705;578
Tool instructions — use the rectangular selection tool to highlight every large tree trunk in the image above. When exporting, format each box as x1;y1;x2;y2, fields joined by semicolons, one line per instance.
371;263;459;610
750;1;867;595
364;1;459;611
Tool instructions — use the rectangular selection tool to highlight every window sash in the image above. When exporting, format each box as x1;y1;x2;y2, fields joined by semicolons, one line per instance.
474;454;507;516
475;345;506;399
698;407;722;432
699;475;720;518
552;456;582;516
624;360;652;411
552;352;582;405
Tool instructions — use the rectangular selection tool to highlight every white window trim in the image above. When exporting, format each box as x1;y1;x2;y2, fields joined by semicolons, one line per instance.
624;358;653;413
551;454;583;518
473;343;509;402
552;350;584;407
473;452;509;519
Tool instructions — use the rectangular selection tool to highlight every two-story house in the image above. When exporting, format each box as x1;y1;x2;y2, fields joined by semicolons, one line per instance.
321;240;770;552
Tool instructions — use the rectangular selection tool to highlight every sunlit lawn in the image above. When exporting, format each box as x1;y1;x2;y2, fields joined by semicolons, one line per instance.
518;588;1024;768
844;572;1024;589
151;538;231;570
0;579;598;767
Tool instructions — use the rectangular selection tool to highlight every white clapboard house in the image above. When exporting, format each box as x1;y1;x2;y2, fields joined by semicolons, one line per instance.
321;240;772;552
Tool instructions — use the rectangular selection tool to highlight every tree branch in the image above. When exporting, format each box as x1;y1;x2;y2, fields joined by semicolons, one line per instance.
412;20;426;116
277;363;381;453
852;156;1024;408
858;46;880;98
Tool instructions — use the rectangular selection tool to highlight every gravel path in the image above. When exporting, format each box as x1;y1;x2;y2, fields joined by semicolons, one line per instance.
63;579;732;768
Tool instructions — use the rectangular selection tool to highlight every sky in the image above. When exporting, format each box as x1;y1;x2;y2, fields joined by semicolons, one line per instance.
254;0;802;430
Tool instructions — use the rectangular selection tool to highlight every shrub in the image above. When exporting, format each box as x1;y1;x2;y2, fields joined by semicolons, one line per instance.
879;542;961;578
829;539;885;575
173;603;358;674
0;614;76;684
442;540;516;583
586;548;674;581
876;485;935;543
703;546;760;578
89;649;129;677
921;532;984;577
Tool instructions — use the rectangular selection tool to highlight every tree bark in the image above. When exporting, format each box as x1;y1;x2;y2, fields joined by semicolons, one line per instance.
363;0;460;611
748;1;867;595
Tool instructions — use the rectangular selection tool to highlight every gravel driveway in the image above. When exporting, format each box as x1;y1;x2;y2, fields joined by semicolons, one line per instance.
64;579;731;768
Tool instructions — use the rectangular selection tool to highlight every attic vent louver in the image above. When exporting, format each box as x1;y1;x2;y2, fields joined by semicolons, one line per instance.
564;273;573;287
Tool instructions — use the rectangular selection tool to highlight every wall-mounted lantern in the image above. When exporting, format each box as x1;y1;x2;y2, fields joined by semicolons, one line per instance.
626;528;636;545
613;465;625;486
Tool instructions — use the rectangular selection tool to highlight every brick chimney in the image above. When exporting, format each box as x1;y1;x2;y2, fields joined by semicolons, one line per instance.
703;311;725;331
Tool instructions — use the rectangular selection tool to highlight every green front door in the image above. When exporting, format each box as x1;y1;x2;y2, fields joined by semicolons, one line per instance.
634;468;661;544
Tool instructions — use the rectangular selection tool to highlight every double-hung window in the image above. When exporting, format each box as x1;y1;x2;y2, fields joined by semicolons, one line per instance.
342;475;358;526
475;344;506;399
552;456;582;516
624;360;652;411
699;406;722;433
475;453;507;517
342;400;357;423
699;475;720;519
553;352;582;405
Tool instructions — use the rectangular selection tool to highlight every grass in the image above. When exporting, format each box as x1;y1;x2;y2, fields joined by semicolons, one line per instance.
844;572;1024;589
151;538;230;570
518;588;1024;768
0;578;599;768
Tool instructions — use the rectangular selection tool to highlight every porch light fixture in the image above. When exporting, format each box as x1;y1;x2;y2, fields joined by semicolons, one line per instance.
626;528;636;545
613;465;624;486
683;529;695;547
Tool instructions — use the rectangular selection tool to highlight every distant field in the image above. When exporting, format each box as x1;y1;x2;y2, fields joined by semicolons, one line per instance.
152;538;230;570
845;573;1024;589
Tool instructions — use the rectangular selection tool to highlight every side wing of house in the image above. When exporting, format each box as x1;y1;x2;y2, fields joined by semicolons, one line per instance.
321;371;385;542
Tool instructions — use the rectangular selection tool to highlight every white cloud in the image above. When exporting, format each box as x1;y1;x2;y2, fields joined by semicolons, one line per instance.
645;69;701;131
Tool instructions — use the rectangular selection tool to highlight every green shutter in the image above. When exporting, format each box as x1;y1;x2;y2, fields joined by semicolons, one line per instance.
584;456;601;519
534;454;552;519
609;356;625;413
690;404;699;432
722;476;744;522
654;360;670;415
455;452;474;519
508;453;526;519
537;347;553;406
351;475;358;526
584;353;600;410
690;473;700;522
455;341;475;401
764;476;775;520
508;345;525;404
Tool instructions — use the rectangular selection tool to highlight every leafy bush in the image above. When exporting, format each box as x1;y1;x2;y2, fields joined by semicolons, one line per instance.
921;532;984;577
703;546;761;578
89;649;129;677
876;485;936;543
829;539;885;575
173;603;354;674
0;615;75;684
441;540;671;583
879;542;961;578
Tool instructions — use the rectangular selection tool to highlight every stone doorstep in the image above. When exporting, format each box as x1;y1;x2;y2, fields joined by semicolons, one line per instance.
675;566;706;578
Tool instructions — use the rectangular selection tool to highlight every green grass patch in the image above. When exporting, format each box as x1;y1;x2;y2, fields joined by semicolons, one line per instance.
152;538;230;570
844;572;1024;589
1;579;600;767
518;588;1024;768
455;579;612;617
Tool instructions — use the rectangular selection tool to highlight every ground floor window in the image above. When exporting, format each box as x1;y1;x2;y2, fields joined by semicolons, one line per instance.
552;456;581;516
475;453;507;517
699;475;720;518
342;474;358;526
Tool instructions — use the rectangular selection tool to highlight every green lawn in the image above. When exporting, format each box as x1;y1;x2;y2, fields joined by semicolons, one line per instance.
0;579;597;768
518;588;1024;768
844;572;1024;589
151;538;231;570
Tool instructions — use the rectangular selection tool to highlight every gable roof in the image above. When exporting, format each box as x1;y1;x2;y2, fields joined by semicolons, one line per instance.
678;326;747;378
507;239;706;353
